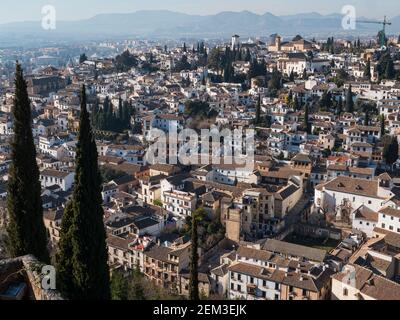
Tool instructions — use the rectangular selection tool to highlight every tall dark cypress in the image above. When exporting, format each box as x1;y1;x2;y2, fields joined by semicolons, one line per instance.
189;209;200;300
56;202;75;297
255;94;261;125
380;114;386;137
304;103;310;134
346;85;354;113
6;62;49;263
57;85;110;300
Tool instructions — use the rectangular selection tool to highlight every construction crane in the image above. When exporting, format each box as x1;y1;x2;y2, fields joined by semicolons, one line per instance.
357;16;392;49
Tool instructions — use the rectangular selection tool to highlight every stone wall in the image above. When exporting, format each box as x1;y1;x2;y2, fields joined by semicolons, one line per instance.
0;255;64;300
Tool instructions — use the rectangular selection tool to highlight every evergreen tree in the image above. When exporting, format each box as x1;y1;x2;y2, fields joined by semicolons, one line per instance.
189;209;200;300
346;85;354;113
380;114;386;137
110;271;128;300
268;67;282;97
183;43;187;53
364;111;370;126
320;91;332;110
385;58;396;80
56;85;110;300
122;101;132;129
56;202;75;297
337;96;343;115
289;70;295;82
6;62;49;263
383;135;399;169
286;90;293;106
128;265;145;300
117;97;124;131
255;95;261;125
244;48;251;62
293;97;300;111
364;59;371;80
79;53;88;64
302;68;308;80
377;52;395;80
304;103;310;134
91;98;100;128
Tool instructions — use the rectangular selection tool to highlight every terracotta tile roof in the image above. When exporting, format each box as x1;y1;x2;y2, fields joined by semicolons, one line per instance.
322;176;382;199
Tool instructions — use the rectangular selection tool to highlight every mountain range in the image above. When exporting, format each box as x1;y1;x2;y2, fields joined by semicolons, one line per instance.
1;10;400;41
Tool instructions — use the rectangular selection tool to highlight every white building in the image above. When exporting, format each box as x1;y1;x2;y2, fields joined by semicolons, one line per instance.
40;169;75;191
331;264;400;300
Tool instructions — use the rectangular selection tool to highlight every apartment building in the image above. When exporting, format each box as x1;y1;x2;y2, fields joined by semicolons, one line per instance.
163;189;197;218
228;241;332;300
143;241;191;292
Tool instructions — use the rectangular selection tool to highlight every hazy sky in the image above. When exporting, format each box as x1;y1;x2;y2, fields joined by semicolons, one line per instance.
0;0;398;24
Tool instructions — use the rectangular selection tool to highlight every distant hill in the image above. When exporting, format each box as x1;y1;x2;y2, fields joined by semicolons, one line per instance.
1;10;399;41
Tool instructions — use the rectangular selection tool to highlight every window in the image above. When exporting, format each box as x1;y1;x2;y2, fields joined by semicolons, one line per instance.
343;288;348;296
237;285;242;292
302;289;307;296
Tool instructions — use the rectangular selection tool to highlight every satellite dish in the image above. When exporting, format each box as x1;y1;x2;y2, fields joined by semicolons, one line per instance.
380;45;387;51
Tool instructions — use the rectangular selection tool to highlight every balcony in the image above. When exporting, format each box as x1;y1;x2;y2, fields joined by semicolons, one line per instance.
246;284;257;296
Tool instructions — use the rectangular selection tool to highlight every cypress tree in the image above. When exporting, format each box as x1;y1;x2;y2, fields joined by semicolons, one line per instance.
302;68;308;80
293;97;300;111
383;136;399;170
189;209;200;300
91;98;99;128
337;96;343;115
255;94;261;125
364;59;371;80
346;85;354;113
117;98;123;120
380;114;386;137
56;202;75;297
289;70;295;82
385;58;396;80
6;62;49;263
245;48;251;62
364;111;370;126
57;85;110;300
304;103;310;134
